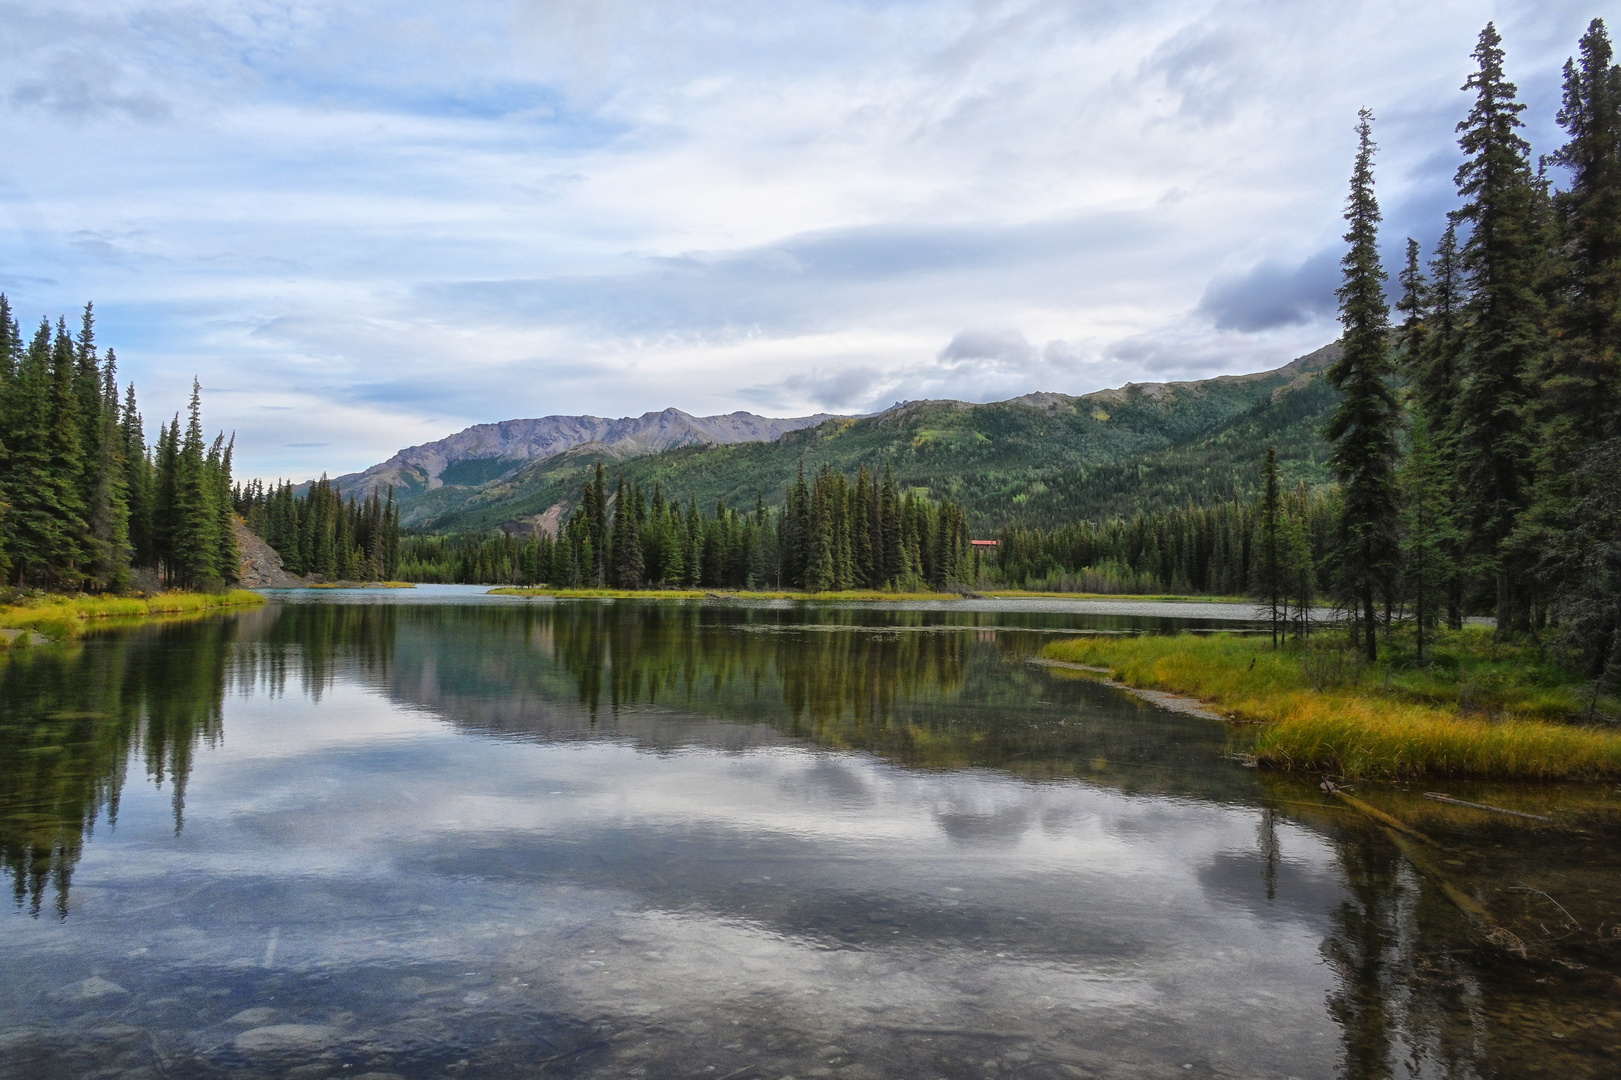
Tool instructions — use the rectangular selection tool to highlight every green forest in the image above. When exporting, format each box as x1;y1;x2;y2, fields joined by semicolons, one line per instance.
235;476;402;582
0;302;239;594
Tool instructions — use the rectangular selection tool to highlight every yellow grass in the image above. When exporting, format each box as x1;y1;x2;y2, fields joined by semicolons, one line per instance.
1042;633;1621;780
982;590;1250;603
0;590;265;642
487;587;963;601
298;581;417;589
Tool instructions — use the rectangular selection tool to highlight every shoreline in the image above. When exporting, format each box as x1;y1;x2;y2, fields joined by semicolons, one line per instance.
1041;631;1621;781
483;586;1250;605
0;590;266;643
487;586;967;601
1029;656;1231;722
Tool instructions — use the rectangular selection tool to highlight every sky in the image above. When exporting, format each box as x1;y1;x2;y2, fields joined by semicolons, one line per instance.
0;0;1605;481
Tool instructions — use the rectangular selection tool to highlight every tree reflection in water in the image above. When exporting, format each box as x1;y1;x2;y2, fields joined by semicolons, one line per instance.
0;617;234;918
2;599;1619;1078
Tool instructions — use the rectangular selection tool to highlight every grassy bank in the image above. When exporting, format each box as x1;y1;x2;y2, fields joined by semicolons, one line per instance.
981;590;1249;603
1042;628;1621;780
488;586;965;601
295;581;416;589
0;590;265;642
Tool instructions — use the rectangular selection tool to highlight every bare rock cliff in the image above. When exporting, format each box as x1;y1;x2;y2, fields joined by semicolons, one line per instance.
234;517;306;588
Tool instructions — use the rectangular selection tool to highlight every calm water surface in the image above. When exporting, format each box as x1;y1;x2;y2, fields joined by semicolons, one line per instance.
3;588;1619;1080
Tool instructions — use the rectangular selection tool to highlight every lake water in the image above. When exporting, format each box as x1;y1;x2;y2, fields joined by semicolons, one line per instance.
3;587;1619;1079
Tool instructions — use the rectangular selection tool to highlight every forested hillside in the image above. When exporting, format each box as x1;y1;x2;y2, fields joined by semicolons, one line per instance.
397;344;1341;535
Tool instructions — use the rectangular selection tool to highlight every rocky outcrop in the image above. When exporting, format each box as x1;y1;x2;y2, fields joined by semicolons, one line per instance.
234;517;306;588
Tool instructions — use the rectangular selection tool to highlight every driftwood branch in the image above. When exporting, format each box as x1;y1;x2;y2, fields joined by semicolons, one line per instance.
1423;792;1552;822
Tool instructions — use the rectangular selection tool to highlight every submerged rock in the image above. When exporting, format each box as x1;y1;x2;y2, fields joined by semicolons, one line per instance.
234;1023;340;1052
47;976;129;1003
224;1007;279;1026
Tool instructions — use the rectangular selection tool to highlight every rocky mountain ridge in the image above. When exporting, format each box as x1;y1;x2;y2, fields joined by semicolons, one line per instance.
324;407;841;499
380;342;1342;533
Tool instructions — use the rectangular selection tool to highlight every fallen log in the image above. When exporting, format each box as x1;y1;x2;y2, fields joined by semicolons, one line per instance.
1423;792;1553;822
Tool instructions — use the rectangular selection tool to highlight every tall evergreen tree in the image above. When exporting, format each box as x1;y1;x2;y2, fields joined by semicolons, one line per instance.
880;462;902;586
1547;18;1621;445
1414;222;1467;443
1530;21;1621;606
611;475;643;588
85;352;132;591
1255;447;1284;647
1325;109;1400;662
212;434;240;584
9;319;94;587
1399;408;1461;664
171;380;220;588
1394;238;1431;364
152;416;180;579
119;384;152;570
72;305;103;517
588;463;608;585
0;296;15;580
1453;23;1543;638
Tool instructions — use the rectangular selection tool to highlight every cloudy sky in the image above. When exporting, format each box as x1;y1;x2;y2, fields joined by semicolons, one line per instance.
0;0;1600;480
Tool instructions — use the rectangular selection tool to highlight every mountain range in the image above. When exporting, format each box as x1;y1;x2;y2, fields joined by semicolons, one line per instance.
319;342;1342;534
328;408;840;500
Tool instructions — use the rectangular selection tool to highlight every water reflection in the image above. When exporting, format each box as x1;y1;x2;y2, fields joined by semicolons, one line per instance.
0;598;1618;1079
0;617;236;916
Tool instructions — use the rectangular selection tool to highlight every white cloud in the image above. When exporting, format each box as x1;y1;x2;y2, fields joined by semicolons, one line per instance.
0;0;1595;479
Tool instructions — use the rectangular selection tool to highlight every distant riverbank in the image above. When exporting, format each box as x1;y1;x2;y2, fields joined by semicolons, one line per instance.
488;586;967;601
1043;630;1621;780
0;590;265;644
486;585;1254;606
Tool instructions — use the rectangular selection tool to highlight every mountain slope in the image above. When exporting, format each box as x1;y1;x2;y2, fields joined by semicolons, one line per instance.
327;407;840;499
403;343;1342;534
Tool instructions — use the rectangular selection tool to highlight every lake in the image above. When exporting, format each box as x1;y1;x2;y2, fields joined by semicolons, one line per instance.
2;587;1618;1079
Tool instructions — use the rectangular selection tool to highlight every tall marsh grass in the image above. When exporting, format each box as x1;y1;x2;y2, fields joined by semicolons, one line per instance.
1043;631;1621;780
0;590;264;641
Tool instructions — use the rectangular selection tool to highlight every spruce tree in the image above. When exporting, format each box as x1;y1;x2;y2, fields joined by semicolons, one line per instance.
880;462;902;585
1399;408;1460;664
171;380;220;588
72;306;103;517
685;497;702;586
1453;23;1543;637
851;467;874;587
9;318;93;586
1256;447;1283;647
589;464;608;585
1394;238;1430;365
1547;17;1621;443
0;296;15;579
213;434;239;584
120;383;153;572
1414;222;1467;443
611;475;643;588
1537;18;1621;669
85;352;132;591
1325;109;1400;661
152;416;180;580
